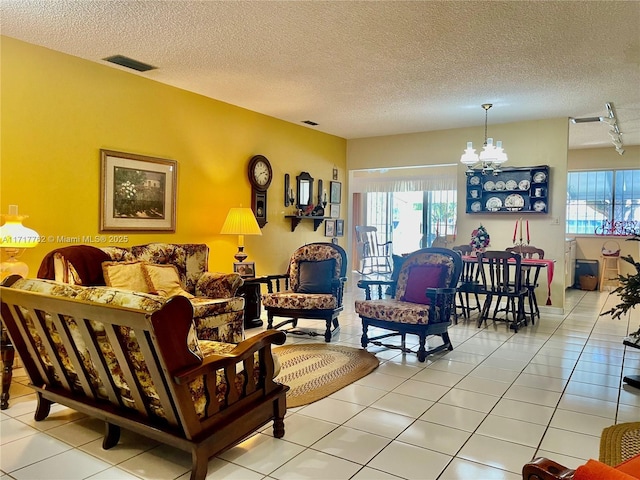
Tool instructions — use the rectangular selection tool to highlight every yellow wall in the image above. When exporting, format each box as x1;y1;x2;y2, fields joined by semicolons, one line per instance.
567;145;640;278
347;118;570;310
1;37;347;276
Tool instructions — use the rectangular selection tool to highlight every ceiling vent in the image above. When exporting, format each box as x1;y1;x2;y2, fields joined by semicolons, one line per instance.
302;120;319;126
103;55;156;72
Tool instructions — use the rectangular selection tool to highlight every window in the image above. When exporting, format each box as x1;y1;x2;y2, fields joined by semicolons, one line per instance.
566;169;640;235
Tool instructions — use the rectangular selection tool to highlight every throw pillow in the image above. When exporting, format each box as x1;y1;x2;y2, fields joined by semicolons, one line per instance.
102;261;152;293
297;259;336;294
142;263;194;298
401;264;447;305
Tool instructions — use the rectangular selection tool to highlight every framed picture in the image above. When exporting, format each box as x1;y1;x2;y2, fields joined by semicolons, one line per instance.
325;220;335;237
100;149;177;232
332;168;338;180
330;204;340;218
233;261;255;278
336;219;344;237
330;181;341;204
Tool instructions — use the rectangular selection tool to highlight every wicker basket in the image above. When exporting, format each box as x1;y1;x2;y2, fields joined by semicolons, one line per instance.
602;240;621;257
579;275;598;291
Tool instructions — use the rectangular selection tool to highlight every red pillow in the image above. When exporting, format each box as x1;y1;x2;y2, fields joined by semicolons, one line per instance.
615;454;640;477
401;264;447;304
575;459;638;480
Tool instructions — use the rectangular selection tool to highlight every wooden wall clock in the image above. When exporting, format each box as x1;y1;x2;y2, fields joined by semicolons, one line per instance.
248;155;272;227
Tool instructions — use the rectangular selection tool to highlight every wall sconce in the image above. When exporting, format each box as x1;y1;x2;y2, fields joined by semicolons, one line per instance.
0;205;40;280
284;174;295;207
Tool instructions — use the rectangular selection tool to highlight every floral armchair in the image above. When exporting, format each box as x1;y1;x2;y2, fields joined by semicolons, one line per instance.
261;243;348;342
355;247;462;362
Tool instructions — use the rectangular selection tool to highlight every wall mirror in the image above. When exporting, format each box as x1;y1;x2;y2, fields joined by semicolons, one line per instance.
297;171;314;211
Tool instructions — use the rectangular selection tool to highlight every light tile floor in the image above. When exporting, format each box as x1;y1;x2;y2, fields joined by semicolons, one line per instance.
1;284;639;479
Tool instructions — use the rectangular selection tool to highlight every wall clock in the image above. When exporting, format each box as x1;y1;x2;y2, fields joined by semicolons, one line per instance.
248;155;272;227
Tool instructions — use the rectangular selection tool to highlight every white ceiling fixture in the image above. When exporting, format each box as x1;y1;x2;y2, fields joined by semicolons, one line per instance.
605;102;624;155
570;102;624;155
460;104;508;176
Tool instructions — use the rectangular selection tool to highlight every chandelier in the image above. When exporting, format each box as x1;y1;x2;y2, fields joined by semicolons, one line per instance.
460;104;508;176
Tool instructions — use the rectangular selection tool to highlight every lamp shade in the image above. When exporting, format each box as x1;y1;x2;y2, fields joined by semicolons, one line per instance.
220;207;263;236
0;205;40;280
0;206;40;249
221;207;262;264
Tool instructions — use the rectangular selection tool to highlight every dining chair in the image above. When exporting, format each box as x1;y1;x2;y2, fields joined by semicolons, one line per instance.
355;247;461;362
477;251;529;332
505;245;545;322
452;245;482;321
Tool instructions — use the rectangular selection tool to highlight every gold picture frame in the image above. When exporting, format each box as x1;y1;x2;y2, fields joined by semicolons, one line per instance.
100;150;177;232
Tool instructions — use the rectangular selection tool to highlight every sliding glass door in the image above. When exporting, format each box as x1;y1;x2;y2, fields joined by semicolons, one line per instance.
365;189;457;255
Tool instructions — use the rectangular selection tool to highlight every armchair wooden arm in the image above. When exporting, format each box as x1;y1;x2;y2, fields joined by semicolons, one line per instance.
357;278;395;300
264;274;290;293
174;330;286;384
523;457;576;479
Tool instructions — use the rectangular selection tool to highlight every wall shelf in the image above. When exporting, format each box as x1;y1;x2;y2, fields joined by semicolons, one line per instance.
284;215;328;232
466;165;549;214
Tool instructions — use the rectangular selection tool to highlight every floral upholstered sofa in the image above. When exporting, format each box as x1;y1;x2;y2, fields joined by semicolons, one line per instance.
37;243;245;343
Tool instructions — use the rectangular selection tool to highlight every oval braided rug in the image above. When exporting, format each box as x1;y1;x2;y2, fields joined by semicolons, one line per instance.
273;343;379;408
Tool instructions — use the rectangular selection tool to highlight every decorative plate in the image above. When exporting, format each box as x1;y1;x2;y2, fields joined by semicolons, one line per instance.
469;176;481;185
495;181;506;191
471;201;482;212
533;200;546;212
486;196;502;211
484;180;495;191
533;171;547;183
504;193;525;210
518;179;531;190
505;180;518;191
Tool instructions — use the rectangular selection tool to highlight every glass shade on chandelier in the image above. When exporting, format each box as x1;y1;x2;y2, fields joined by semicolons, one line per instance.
220;207;262;263
461;138;508;175
460;104;508;175
0;205;40;280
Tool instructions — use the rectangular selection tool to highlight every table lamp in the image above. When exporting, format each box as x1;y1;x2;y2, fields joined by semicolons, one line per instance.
0;205;40;280
220;207;262;263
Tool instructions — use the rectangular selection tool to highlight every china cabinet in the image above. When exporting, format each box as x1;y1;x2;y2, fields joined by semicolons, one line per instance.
466;165;549;214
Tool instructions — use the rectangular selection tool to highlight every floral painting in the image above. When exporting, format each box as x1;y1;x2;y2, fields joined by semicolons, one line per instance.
100;150;177;231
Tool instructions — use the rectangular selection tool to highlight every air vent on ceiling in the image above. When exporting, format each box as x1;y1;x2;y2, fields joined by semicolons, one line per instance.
302;120;319;126
103;55;156;72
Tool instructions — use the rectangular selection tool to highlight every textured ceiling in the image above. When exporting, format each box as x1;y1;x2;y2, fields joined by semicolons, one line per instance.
2;0;639;150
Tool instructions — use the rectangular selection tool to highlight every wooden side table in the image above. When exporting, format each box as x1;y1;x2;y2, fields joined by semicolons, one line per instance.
238;277;269;329
1;324;15;410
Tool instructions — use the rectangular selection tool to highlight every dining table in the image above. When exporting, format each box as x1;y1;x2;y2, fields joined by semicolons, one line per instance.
462;255;555;306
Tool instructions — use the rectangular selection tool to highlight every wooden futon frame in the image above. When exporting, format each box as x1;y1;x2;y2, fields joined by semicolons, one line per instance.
0;275;288;480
